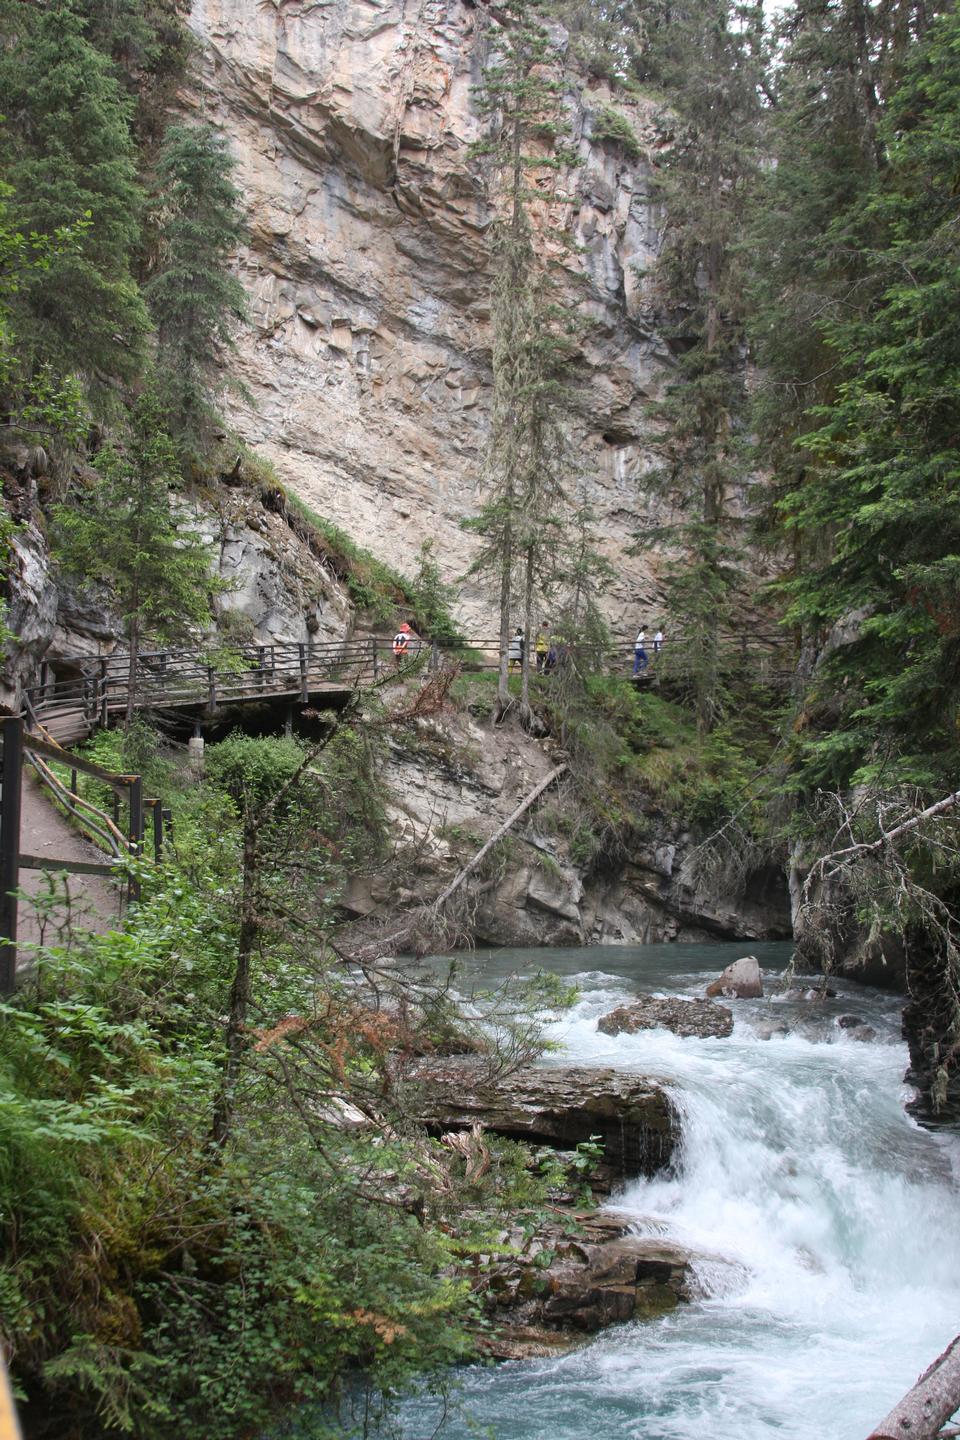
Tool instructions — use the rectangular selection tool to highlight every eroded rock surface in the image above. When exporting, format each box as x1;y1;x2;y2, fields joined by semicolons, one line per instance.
187;0;688;635
598;995;733;1039
410;1060;676;1178
479;1213;695;1358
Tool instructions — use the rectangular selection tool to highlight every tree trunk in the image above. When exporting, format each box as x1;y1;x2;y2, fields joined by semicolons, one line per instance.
211;816;260;1147
520;546;534;715
866;1335;960;1439
496;530;513;717
433;764;568;910
125;605;140;730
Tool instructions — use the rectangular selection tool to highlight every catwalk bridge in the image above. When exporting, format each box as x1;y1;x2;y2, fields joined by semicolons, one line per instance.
25;630;795;747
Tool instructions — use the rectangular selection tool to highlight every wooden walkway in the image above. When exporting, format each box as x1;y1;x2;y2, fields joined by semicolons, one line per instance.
25;631;796;747
27;639;378;745
17;769;122;951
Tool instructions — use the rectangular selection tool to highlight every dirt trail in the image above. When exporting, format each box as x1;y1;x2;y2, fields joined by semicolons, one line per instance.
16;771;123;959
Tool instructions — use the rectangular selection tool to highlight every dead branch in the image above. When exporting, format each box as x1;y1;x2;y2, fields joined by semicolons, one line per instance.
804;787;960;900
432;764;568;911
866;1334;960;1439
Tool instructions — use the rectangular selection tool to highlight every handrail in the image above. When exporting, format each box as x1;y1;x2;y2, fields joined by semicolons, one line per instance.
24;628;797;743
25;752;125;857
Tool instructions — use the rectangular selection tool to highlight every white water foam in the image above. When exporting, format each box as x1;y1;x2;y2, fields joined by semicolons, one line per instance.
399;957;960;1440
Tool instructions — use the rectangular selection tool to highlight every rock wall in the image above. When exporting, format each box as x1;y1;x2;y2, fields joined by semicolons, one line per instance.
1;480;354;708
354;705;791;946
187;0;678;634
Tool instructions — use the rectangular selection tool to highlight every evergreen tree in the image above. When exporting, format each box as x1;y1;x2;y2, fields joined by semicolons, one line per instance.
0;0;148;385
778;5;960;794
639;0;763;734
53;390;221;725
745;0;935;539
144;122;247;463
468;0;575;718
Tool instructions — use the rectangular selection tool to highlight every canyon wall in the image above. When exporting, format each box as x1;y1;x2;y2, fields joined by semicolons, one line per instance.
187;0;678;635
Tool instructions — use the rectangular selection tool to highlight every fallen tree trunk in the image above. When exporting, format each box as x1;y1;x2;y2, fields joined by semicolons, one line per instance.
867;1335;960;1439
432;764;568;911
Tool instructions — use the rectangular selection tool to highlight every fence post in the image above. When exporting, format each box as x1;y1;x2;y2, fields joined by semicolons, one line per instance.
99;657;109;728
371;636;380;681
430;638;439;673
128;777;143;903
207;666;217;710
0;717;22;994
299;643;308;702
151;799;163;862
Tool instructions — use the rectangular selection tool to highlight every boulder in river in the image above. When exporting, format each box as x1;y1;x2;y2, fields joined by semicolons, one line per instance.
705;955;764;999
598;995;733;1040
478;1213;696;1359
409;1060;676;1178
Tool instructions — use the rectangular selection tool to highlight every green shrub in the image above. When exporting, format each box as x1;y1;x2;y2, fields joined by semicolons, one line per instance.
591;105;641;161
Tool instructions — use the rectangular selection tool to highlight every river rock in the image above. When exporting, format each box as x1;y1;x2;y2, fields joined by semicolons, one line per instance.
478;1213;695;1358
847;1024;877;1043
783;985;838;1001
598;995;733;1040
754;1020;790;1040
706;955;764;999
409;1060;676;1178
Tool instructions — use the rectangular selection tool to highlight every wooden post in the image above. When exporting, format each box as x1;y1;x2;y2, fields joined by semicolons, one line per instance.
299;642;308;702
151;799;163;861
258;644;266;689
70;768;78;797
128;776;143;903
99;657;109;728
431;638;439;673
372;636;380;681
0;717;22;995
207;666;217;710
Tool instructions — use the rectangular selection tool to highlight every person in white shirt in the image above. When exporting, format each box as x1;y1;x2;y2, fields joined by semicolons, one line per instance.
633;628;648;675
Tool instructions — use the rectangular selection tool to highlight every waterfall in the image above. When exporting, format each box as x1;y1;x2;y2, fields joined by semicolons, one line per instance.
399;942;960;1440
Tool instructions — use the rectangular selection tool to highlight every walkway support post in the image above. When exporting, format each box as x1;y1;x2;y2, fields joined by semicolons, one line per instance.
299;643;308;702
128;776;143;902
0;716;22;994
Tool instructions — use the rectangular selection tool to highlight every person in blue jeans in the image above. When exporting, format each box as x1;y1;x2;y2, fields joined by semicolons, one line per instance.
633;627;648;675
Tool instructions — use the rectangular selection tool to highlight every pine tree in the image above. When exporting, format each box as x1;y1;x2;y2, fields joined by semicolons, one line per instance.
468;0;575;718
144;123;247;463
53;390;221;725
745;0;934;536
0;0;148;385
639;0;763;735
778;4;960;794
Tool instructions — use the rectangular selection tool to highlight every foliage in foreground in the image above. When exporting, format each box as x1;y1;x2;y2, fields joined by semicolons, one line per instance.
0;726;570;1438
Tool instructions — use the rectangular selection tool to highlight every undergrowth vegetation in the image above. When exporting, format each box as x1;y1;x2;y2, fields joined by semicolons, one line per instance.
0;722;574;1438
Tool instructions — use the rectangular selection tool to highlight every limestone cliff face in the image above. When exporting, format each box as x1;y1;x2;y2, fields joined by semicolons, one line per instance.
2;481;352;709
187;0;674;633
351;709;791;947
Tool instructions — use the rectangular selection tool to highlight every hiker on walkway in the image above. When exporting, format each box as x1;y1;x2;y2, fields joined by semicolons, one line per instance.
535;622;550;674
633;627;648;675
393;623;414;667
653;628;664;657
508;627;524;673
